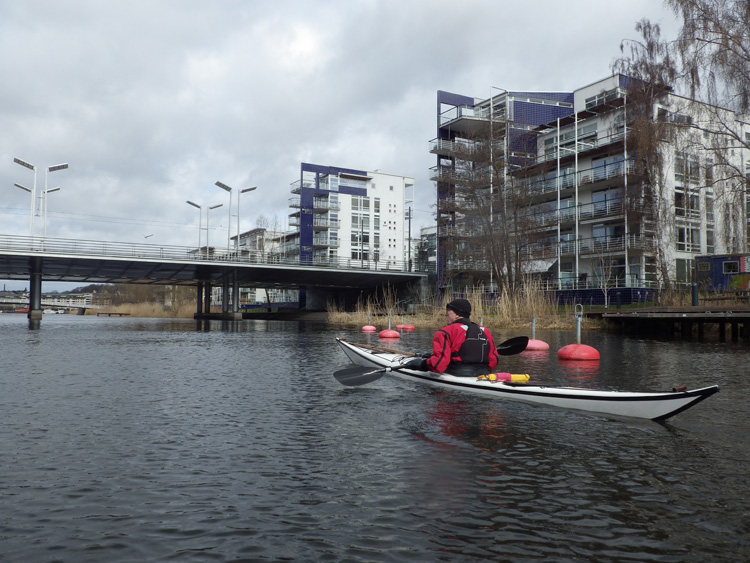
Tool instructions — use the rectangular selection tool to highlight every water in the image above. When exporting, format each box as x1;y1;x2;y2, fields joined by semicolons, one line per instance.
1;315;748;562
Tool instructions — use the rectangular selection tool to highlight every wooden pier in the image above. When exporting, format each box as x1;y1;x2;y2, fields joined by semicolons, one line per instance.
595;306;750;342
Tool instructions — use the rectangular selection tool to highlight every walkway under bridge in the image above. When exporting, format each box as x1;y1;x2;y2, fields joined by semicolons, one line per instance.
0;235;426;323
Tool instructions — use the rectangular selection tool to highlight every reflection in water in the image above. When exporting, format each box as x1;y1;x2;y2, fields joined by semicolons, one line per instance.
557;358;601;384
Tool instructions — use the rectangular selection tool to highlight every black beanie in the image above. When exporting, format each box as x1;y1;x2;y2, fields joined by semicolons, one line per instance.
446;298;471;317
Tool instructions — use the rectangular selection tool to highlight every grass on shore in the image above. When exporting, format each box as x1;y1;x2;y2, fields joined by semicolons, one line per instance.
327;286;600;332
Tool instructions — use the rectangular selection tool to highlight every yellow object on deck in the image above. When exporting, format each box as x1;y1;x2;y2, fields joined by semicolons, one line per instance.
476;373;531;383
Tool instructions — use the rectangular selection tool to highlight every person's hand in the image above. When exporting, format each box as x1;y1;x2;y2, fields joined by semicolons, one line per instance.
402;358;428;371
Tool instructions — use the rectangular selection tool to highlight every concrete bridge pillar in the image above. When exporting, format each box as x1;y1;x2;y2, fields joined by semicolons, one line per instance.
222;279;229;314
28;257;43;321
203;281;211;314
196;282;204;315
232;277;239;314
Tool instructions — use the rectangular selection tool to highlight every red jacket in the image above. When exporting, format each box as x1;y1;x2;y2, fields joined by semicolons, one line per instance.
426;318;499;374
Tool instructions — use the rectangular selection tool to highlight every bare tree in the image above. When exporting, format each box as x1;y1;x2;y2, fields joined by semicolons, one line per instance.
616;1;750;263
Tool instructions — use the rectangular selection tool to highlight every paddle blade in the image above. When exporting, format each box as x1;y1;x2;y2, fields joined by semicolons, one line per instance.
496;336;529;356
333;366;388;387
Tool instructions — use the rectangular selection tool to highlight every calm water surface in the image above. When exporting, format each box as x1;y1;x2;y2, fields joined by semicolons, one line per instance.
1;315;748;562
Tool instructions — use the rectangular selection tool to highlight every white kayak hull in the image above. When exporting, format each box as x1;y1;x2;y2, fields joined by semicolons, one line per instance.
336;338;719;421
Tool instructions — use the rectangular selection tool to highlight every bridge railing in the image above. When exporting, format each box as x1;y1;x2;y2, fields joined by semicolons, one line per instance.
0;234;428;274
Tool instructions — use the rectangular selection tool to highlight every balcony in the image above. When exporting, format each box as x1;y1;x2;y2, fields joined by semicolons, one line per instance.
312;236;340;248
288;197;340;212
578;198;625;222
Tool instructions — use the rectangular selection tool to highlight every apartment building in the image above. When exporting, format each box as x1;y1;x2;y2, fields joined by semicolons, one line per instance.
285;162;415;270
432;75;750;300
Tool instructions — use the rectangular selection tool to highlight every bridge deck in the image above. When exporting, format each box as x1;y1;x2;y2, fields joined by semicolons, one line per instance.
0;235;425;289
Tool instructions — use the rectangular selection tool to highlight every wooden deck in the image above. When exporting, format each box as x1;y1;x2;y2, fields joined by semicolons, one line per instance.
592;306;750;342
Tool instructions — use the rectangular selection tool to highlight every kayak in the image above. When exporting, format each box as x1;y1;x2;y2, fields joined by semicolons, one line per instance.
335;338;719;421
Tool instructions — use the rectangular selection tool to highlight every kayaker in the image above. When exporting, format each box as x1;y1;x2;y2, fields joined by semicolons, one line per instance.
402;298;499;376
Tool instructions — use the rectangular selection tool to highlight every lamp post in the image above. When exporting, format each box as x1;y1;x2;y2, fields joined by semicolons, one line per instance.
42;186;60;239
186;200;202;251
44;164;68;239
237;186;257;253
206;203;223;256
13;157;37;237
215;181;232;252
13;159;68;239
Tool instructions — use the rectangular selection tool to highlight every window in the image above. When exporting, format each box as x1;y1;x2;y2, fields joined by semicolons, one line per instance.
676;259;690;284
676;226;700;252
723;261;739;274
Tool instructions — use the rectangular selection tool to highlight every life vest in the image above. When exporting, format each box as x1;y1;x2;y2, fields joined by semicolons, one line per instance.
452;321;491;365
446;322;490;375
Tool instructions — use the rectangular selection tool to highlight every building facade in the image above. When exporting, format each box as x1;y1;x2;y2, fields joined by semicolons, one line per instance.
432;75;750;299
286;162;414;270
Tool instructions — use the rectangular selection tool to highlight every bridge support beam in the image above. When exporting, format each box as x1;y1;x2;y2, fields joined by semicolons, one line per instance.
196;282;204;315
28;257;43;321
232;277;239;314
222;279;229;314
204;281;211;314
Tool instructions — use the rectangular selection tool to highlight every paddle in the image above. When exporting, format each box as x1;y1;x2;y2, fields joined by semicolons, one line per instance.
496;336;529;356
334;337;529;387
334;366;391;386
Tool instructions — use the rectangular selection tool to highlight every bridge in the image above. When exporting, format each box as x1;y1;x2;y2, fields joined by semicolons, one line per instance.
0;234;427;322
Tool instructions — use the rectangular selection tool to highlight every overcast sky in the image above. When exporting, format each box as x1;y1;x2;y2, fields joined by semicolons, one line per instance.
1;0;679;290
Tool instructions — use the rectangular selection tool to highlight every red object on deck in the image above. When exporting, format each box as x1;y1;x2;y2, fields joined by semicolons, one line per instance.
379;329;400;339
525;339;550;351
557;343;600;361
362;325;377;332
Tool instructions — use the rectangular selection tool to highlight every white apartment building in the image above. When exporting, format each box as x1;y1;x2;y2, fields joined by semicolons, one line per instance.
285;162;414;270
433;75;750;298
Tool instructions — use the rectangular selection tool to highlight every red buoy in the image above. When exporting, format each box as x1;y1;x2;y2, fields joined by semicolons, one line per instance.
379;329;400;339
362;325;376;332
525;339;549;351
401;324;415;332
557;343;600;361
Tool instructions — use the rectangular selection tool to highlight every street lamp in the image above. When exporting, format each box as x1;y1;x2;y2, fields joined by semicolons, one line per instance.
237;186;257;253
186;200;202;251
215;181;232;252
13;157;37;237
43;186;61;239
206;203;223;256
12;159;67;239
44;164;67;239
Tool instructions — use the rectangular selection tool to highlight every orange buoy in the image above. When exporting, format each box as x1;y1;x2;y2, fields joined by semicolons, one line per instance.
525;339;549;351
557;343;600;361
362;325;376;332
379;329;400;339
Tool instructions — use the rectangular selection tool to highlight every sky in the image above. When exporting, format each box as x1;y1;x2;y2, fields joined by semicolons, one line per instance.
0;0;679;291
